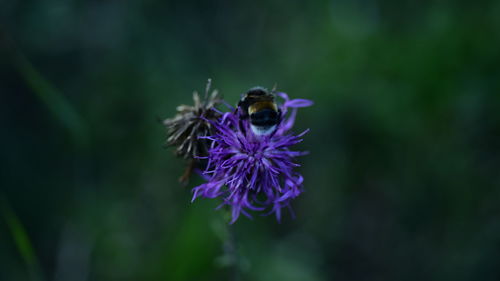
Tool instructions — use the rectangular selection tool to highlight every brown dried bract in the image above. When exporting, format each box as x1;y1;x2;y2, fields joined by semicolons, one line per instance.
163;79;222;183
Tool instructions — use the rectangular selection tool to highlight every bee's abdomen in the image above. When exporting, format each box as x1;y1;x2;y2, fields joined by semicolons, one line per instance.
250;109;279;126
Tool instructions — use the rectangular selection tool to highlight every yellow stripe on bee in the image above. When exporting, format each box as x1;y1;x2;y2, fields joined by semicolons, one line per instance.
248;101;278;115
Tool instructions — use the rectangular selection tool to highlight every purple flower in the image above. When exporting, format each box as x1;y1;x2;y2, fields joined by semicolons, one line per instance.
191;92;313;223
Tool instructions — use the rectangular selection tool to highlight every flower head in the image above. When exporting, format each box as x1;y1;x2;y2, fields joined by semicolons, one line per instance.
163;79;222;182
192;92;313;223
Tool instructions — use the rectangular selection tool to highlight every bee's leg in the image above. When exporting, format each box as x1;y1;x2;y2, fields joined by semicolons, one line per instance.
238;118;247;136
235;107;248;135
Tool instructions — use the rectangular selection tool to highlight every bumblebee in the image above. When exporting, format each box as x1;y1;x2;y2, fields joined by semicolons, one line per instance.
238;87;281;136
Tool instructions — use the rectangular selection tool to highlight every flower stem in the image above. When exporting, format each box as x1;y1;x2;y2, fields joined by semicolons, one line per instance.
224;224;240;281
221;206;240;281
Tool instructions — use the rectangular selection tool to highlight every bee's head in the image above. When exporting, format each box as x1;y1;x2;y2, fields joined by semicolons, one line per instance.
238;86;276;119
246;87;268;97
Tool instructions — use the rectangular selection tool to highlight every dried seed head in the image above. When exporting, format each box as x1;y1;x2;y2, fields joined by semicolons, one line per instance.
163;79;222;182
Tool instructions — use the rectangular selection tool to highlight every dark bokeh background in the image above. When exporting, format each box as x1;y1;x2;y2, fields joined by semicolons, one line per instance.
1;0;500;280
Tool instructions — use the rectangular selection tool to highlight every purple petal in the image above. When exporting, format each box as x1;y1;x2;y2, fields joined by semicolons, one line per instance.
279;108;297;133
284;98;314;108
276;92;289;102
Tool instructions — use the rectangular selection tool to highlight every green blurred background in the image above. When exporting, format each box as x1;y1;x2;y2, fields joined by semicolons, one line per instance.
1;0;500;280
